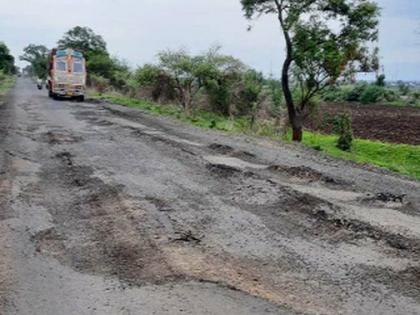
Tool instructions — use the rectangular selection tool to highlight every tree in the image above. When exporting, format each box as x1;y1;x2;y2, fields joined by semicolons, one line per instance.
0;42;16;75
57;26;107;57
202;48;248;115
238;69;265;127
241;0;380;141
157;49;208;113
375;74;386;86
133;64;176;101
20;44;49;79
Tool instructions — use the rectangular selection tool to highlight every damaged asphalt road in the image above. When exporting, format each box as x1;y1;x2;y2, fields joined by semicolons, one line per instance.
1;78;420;315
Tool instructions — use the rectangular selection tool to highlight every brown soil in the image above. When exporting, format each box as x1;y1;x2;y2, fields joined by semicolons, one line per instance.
306;103;420;145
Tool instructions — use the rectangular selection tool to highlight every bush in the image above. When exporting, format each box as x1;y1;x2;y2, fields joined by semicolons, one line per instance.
345;83;367;102
384;89;399;102
375;74;386;87
89;74;110;94
333;113;353;151
360;85;384;104
412;91;420;101
397;81;410;95
133;64;176;102
322;86;344;102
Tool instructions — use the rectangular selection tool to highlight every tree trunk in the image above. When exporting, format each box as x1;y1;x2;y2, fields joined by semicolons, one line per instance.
291;112;303;142
278;13;302;142
282;47;302;142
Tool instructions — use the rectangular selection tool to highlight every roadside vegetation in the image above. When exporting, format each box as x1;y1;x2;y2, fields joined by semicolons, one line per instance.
15;4;420;180
322;80;420;107
91;92;420;180
0;41;16;97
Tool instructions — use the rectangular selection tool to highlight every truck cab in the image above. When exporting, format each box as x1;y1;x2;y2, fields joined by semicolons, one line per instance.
47;48;86;101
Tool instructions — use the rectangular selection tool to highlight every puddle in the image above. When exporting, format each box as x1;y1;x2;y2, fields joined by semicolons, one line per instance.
204;156;267;170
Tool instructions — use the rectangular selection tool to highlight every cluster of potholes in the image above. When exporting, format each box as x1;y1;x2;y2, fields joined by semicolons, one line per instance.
201;144;420;300
31;148;204;287
26;107;420;308
204;143;419;252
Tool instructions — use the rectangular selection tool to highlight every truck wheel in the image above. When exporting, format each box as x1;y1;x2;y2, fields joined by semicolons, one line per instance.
77;95;85;102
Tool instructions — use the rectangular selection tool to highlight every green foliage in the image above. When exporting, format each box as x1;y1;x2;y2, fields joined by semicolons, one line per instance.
345;83;367;102
241;0;380;141
134;64;163;86
85;52;130;92
157;49;206;111
267;79;283;112
303;132;420;179
397;81;410;95
86;52;115;79
133;64;175;101
375;74;386;86
0;72;15;97
56;26;131;92
333;113;353;151
0;42;16;75
58;26;107;56
322;86;345;102
360;85;384;104
20;44;49;79
156;48;251;114
383;89;398;102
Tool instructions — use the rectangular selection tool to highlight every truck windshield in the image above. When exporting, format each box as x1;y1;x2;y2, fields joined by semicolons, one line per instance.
73;62;84;73
56;60;67;72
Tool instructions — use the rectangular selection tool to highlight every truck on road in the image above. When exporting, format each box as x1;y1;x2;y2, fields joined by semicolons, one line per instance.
47;48;86;101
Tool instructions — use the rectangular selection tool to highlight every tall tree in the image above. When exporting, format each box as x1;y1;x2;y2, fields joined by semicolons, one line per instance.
241;0;380;141
0;42;16;75
20;44;49;79
57;26;107;57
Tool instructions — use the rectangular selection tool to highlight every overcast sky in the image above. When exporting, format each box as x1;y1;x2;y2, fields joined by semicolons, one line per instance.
0;0;419;80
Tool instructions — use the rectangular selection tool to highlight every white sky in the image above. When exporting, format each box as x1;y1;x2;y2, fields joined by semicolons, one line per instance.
0;0;419;80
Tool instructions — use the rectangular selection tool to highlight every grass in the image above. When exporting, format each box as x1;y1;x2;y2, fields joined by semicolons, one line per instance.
91;92;420;180
0;75;15;97
302;132;420;179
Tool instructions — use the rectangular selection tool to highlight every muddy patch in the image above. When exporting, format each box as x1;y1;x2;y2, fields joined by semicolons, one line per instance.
204;156;267;171
206;163;242;178
268;164;346;185
41;130;83;145
208;143;257;162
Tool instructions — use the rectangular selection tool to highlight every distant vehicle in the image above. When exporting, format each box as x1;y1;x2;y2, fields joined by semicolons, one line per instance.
36;78;43;90
47;48;86;101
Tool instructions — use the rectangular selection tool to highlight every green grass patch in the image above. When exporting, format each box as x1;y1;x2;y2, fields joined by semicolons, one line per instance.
302;132;420;179
0;75;15;97
91;92;420;180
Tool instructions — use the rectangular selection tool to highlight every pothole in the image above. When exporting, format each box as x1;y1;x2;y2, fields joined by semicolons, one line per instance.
204;156;267;171
41;130;83;145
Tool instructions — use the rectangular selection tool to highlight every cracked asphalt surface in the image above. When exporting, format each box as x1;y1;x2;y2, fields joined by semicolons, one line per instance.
1;78;420;315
